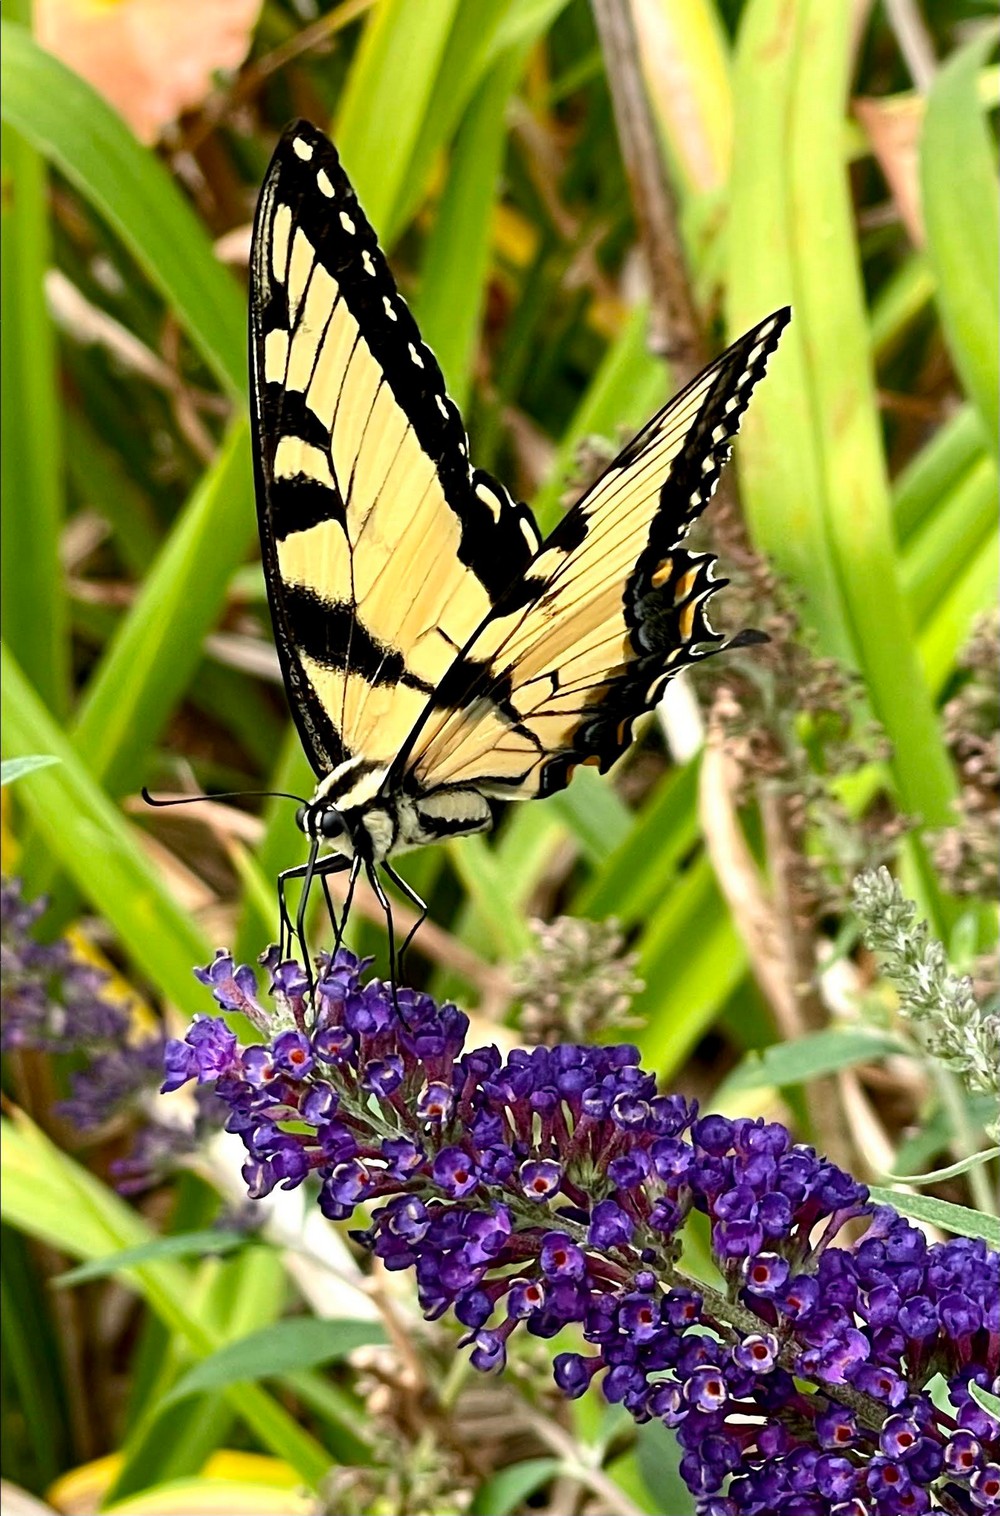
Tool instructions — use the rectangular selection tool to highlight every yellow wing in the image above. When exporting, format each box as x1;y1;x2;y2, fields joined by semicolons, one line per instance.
250;121;540;798
396;309;790;801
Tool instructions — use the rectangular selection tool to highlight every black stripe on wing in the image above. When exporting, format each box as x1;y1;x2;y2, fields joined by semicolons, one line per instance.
397;308;790;800
250;120;541;778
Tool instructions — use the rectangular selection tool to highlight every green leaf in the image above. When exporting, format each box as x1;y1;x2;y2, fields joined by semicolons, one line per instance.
547;766;633;867
390;0;517;240
892;404;989;544
727;1;854;662
883;1147;1000;1186
631;0;733;201
103;1476;312;1515
902;454;998;625
415;43;528;407
919;528;998;695
892;1094;999;1178
105;1242;293;1501
1;1227;68;1487
0;755;59;785
867;1186;1000;1246
470;1459;560;1516
576;759;700;924
54;1231;248;1287
445;833;535;958
729;0;957;856
0;22;245;396
530;301;664;534
0;643;209;1015
162;1318;386;1407
922;27;1000;441
870;254;935;362
1;110;68;717
635;1420;696;1516
632;855;747;1078
335;0;462;240
722;1029;910;1094
68;422;255;799
1;1110;330;1489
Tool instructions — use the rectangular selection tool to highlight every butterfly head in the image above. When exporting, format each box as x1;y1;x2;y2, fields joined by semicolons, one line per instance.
296;801;348;845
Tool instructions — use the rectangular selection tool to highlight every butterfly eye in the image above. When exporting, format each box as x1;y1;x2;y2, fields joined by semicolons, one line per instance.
294;805;307;832
319;809;343;839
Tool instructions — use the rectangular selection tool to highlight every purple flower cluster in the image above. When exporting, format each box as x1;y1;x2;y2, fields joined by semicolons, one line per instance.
169;948;1000;1514
1;879;220;1190
1;878;129;1051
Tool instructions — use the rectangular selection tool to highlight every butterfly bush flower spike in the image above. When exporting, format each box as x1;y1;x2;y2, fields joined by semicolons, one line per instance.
853;866;1000;1136
164;946;1000;1514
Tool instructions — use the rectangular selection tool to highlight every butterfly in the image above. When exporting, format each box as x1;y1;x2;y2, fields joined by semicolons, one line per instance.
249;119;790;965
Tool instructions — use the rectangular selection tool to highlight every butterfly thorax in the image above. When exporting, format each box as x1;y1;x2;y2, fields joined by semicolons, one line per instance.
297;768;493;865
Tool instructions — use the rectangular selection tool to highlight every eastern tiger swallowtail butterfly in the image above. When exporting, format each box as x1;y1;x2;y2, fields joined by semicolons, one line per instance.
249;119;790;962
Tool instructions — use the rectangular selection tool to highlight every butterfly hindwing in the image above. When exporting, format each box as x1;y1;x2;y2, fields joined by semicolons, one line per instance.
250;120;540;790
396;308;791;802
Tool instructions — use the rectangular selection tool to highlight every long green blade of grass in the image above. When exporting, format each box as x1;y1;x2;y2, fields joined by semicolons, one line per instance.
390;0;518;241
334;0;462;238
919;530;998;695
0;21;245;396
892;405;988;544
631;855;746;1077
1;1111;331;1489
106;1246;291;1500
70;423;255;798
0;643;209;1013
415;45;528;407
922;27;1000;443
784;1;956;826
902;454;998;625
1;106;69;720
576;758;701;923
726;0;855;666
730;0;956;846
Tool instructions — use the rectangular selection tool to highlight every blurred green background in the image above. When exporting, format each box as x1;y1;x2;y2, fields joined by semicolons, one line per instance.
1;0;997;1511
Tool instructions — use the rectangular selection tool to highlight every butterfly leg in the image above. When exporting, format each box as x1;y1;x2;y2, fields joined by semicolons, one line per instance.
319;871;339;947
276;870;296;961
365;860;404;1019
332;853;363;957
275;847;349;979
382;861;427;982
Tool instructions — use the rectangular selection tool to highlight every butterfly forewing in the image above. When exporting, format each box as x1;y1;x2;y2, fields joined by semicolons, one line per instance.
250;120;540;791
397;308;791;801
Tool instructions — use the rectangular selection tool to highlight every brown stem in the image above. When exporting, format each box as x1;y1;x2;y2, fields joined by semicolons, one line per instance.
589;0;702;371
699;739;803;1043
760;785;855;1171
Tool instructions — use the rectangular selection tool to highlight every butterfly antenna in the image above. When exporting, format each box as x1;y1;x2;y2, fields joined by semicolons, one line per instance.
141;786;309;808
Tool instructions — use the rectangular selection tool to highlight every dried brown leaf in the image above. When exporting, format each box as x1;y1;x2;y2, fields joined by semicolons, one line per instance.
854;93;926;247
36;0;262;144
